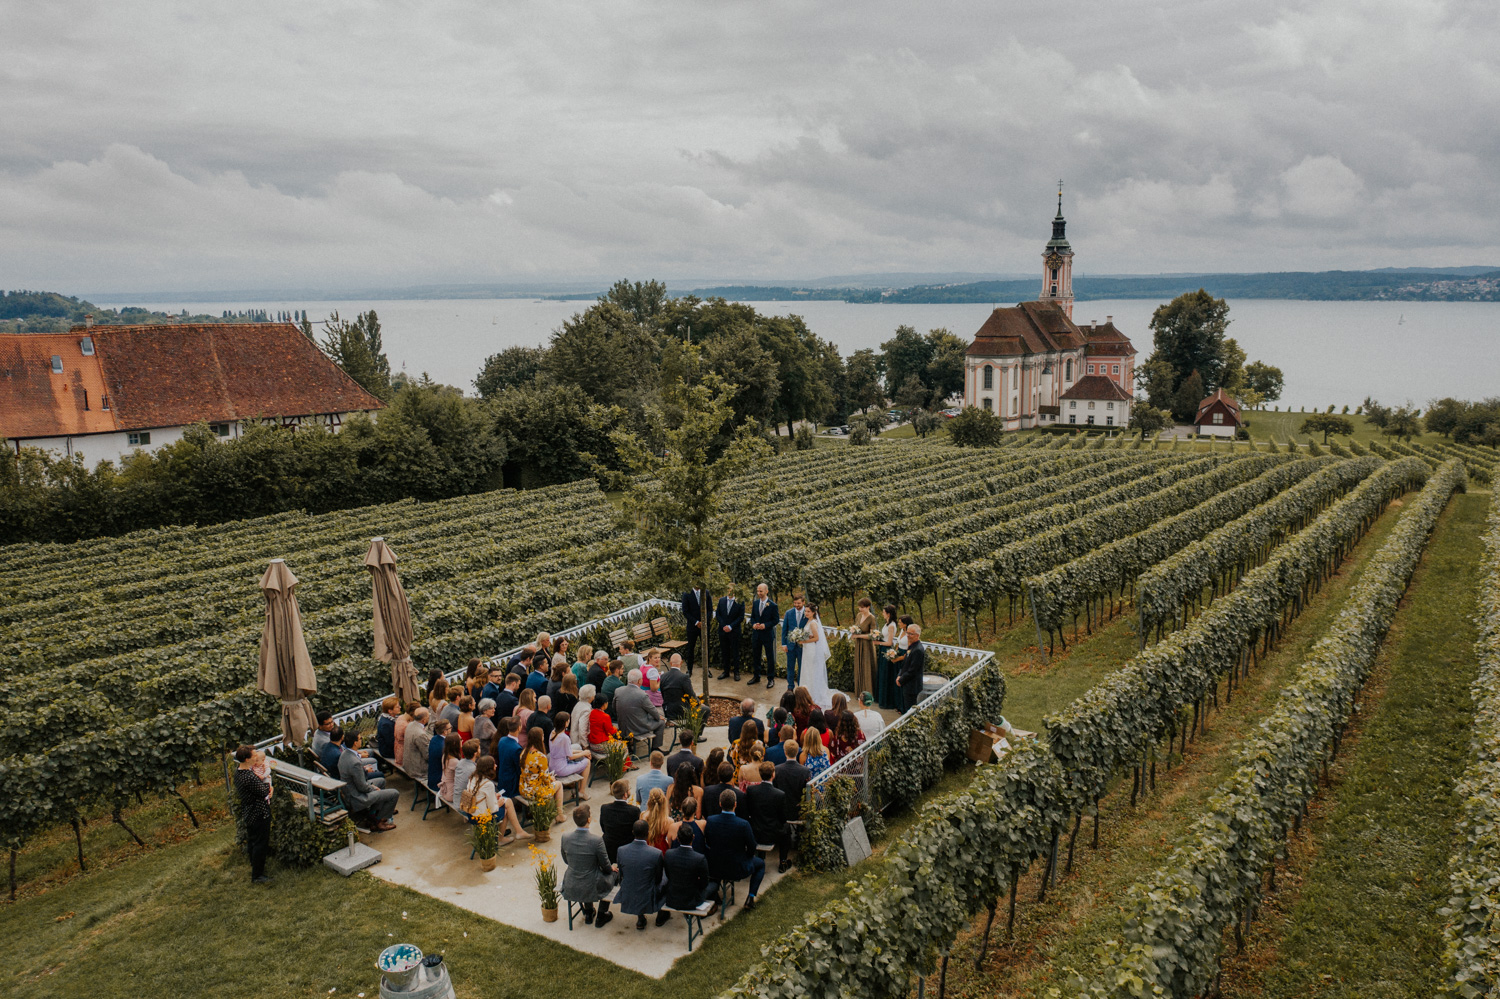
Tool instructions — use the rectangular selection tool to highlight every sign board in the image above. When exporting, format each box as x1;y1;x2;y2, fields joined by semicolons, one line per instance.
841;816;872;866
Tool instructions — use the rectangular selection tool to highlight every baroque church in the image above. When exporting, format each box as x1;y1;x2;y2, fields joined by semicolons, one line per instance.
963;191;1136;430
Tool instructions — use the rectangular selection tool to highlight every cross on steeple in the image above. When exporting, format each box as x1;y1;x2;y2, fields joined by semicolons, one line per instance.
1057;179;1063;216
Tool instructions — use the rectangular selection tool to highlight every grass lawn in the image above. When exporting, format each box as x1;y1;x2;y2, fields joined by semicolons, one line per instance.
1242;410;1452;448
1221;489;1488;999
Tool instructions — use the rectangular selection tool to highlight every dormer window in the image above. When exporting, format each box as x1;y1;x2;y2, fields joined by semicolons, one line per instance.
50;355;63;374
80;337;95;356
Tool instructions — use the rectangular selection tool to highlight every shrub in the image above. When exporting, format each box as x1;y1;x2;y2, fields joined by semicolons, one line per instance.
948;406;1006;447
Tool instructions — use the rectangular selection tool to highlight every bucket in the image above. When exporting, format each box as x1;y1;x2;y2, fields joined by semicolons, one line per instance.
377;944;423;990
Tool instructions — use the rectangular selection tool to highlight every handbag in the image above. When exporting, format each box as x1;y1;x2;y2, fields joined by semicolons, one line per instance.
459;778;479;814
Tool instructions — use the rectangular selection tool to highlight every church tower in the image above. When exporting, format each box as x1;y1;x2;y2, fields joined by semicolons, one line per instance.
1039;182;1075;319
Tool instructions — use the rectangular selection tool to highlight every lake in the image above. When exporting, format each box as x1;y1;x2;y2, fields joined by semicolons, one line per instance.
100;297;1499;408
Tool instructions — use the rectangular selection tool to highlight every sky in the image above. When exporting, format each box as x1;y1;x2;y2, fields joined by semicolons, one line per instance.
2;0;1497;293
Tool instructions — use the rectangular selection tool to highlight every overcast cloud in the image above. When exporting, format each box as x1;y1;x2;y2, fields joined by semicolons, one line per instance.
1;0;1497;291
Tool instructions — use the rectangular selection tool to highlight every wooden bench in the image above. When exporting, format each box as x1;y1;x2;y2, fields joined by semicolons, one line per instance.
567;885;620;930
410;775;450;820
268;757;349;828
669;898;717;951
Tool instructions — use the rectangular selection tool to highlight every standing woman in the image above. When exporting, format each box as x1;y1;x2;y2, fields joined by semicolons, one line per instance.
438;733;462;804
850;597;878;702
877;604;901;710
571;645;593;687
456;696;476;744
555;674;580;718
234;745;273;884
514;688;537;735
428;677;449;718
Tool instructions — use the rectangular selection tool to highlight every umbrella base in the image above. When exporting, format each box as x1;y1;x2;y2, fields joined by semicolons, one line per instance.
324;840;382;876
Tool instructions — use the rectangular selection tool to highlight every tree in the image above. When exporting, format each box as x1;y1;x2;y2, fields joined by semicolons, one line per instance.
845;349;885;413
792;424;816;450
1128;405;1174;441
1454;399;1500;447
881;325;934;400
1299;413;1355;443
910;408;942;438
543;302;659;409
1383;404;1423;441
848;414;877;446
609;375;771;698
1145;290;1231;398
488;382;627;488
1218;338;1247;394
923;328;968;406
473;345;545;399
1244;360;1284;405
701;327;781;428
1135;358;1177;411
947;406;1005;447
894;373;930;411
601;279;668;325
1170;370;1206;422
1424;397;1466;437
319;310;392;400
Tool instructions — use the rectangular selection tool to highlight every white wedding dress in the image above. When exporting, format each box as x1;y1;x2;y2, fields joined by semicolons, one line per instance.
801;616;834;710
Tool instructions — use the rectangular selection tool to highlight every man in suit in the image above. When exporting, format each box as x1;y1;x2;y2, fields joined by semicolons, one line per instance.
402;707;431;776
560;804;617;928
666;730;702;780
614;669;666;752
586;649;609;692
715;589;744;681
726;699;756;744
663;823;719;915
493;717;524;798
494;674;521;722
896;623;926;712
781;593;808;688
599;779;640;865
747;583;779;689
660;654;694;721
681;586;705;675
339;730;400;831
702;761;746;818
773;740;812;821
634;750;672;806
705;790;765;909
746;761;792;872
617;819;670;929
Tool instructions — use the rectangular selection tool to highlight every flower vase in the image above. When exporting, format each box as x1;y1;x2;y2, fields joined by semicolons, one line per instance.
533;825;551;843
478;855;497;872
541;906;559;923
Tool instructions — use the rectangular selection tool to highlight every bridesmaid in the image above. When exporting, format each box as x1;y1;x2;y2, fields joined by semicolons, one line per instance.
850;597;878;701
876;604;902;710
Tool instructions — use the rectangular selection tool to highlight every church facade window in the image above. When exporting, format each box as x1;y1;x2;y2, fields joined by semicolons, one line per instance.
983;365;993;390
1065;359;1072;381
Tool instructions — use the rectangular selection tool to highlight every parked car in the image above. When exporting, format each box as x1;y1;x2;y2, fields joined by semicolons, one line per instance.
941;408;961;419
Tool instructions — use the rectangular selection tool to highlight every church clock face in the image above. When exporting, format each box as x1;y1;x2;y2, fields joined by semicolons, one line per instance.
1044;251;1065;271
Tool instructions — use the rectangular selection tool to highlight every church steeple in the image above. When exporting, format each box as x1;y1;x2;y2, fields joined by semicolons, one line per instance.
1039;181;1075;319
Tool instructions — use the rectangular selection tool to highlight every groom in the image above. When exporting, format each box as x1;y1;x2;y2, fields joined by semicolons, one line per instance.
715;588;744;682
747;583;779;690
781;593;807;689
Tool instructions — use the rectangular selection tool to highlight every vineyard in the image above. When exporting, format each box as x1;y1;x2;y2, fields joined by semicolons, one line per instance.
1;431;1497;999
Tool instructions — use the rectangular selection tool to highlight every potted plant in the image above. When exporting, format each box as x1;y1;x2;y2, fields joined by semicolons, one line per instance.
604;736;631;782
682;695;709;742
470;812;500;872
529;793;558;843
530;844;559;922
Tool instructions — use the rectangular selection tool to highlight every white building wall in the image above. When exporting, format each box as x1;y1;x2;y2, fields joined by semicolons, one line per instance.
9;412;374;465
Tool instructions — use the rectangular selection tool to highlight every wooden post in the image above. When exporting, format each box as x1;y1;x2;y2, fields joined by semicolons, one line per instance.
71;817;86;872
1005;863;1020;941
975;900;998;969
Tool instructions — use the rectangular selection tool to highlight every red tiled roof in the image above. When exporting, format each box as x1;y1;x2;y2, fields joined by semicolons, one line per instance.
1082;320;1136;357
966;301;1086;357
1195;388;1241;422
0;323;385;440
0;332;120;438
1060;374;1133;402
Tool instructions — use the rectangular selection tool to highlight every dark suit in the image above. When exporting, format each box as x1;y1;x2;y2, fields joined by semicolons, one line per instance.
375;714;397;760
615;839;666;916
494;688;519;721
599;799;641;865
681;589;705;674
704;811;765;898
663;844;718;910
702;782;747;819
660;667;693;720
494;735;523;797
746;781;790;864
747;596;779;683
714;596;743;679
773;759;812;820
899;639;926;711
666;749;702;780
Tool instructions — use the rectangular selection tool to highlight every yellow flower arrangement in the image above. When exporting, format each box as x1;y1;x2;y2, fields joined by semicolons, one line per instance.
529;843;559;908
470;811;500;860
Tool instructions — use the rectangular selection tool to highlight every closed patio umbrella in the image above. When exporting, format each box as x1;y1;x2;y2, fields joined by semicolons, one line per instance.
258;559;319;746
365;537;419;705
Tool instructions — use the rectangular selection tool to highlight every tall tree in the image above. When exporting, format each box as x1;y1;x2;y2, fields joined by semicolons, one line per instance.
845;349;885;413
1424;397;1466;437
473;345;545;399
1383;405;1423;441
880;325;934;399
1170;370;1206;422
1128;404;1174;441
543;302;659;409
1135;358;1177;411
601;279;669;325
1146;290;1231;395
319;310;392;400
1218;337;1247;394
923;328;969;406
1245;360;1284;403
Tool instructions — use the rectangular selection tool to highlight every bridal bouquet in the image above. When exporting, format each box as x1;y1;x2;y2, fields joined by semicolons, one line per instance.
788;626;810;644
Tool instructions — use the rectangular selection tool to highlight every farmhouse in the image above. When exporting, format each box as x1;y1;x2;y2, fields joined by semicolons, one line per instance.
0;322;385;463
963;192;1137;429
1194;387;1243;438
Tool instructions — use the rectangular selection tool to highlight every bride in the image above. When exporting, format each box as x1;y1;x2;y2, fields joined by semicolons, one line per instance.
799;603;834;709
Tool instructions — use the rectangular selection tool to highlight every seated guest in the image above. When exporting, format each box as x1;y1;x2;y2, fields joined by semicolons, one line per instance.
586;650;609;693
730;719;763;772
571;685;596;747
548;710;592;798
737;745;766;789
375;696;400;760
825;692;849;740
635;750;672;806
464;756;529;843
601;660;626;707
561;804;618;928
515;688;537;735
618;639;640;674
402;707;432;776
571;645;593;688
440;687;462;730
494;717;524;798
474;699;498;746
614;669;667;752
394;701;419;756
599;779;641;865
643;651;664;710
438;733;462;803
464;658;486;702
520;727;564;825
528;695;556;743
427;719;452;790
618;819;670;930
774;739;812;820
456;696;475;742
746;761;791;871
588;696;619;751
853;691;886;740
645;786;675;852
792;686;815;735
771;690;797;732
666;730;702;780
663;822;719;916
675;797;708;854
702;762;746;818
546;663;566;703
313;710;380;778
428;677;449;717
766;706;789;744
338;729;401;832
808;708;831;745
451;739;480;805
828;711;866;764
727;699;757;744
766;725;796;766
701;748;726;790
705;789;765;910
667;765;703;822
555;674;580;718
801;728;830;777
659;654;693;720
